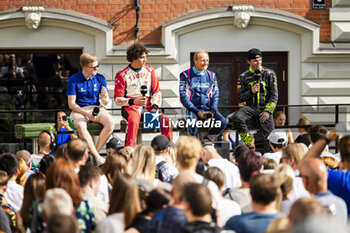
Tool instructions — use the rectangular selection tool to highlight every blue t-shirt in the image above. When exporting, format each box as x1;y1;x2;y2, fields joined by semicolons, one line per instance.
66;71;107;107
225;212;280;233
327;169;350;216
57;127;71;146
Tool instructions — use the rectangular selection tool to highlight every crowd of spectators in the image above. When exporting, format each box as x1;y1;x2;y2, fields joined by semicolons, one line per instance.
0;53;79;110
0;116;349;233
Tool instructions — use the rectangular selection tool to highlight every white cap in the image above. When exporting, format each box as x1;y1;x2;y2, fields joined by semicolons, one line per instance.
268;130;288;145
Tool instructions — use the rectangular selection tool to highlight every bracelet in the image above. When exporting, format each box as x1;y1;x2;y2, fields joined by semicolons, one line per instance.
322;135;330;144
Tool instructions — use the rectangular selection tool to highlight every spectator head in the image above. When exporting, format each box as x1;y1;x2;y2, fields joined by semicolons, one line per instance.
274;111;286;127
288;197;328;227
39;154;55;175
183;183;212;219
299;158;328;195
109;174;141;226
151;135;173;155
0;153;18;179
131;145;156;182
20;172;46;230
145;188;172;213
172;171;196;204
126;43;149;62
232;144;249;164
176;136;202;170
66;138;88;164
119;146;134;164
101;152;127;185
16;158;27;186
38;130;55;151
309;125;328;144
273;164;295;199
0;170;8;194
281;143;308;170
54;144;68;161
238;150;263;183
16;150;31;167
106;137;124;156
297;117;311;133
43;188;74;220
268;130;288;150
46;214;80;233
79;53;98;68
46;158;82;205
338;135;350;163
202;167;225;191
57;111;68;129
263;158;277;170
249;174;281;206
78;165;101;196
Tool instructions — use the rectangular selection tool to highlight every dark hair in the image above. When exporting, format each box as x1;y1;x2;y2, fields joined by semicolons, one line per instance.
270;142;285;149
126;43;149;62
238;150;263;182
78;165;101;188
309;125;327;143
67;139;88;162
183;183;212;217
46;214;80;233
39;154;55;175
0;153;18;178
202;167;225;190
145;188;171;213
233;144;249;162
0;170;8;186
338;135;350;162
249;174;280;205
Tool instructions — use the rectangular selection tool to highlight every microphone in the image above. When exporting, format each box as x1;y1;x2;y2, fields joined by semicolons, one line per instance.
254;69;262;82
140;85;147;96
92;107;100;116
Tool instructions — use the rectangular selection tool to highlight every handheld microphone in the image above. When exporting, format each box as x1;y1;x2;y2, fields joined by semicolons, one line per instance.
140;85;147;96
254;69;262;82
92;107;100;116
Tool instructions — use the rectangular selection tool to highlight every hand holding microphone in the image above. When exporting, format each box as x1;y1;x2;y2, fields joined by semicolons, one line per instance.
86;107;100;121
134;85;147;106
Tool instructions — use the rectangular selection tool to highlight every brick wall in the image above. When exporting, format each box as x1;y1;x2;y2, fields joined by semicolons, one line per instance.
0;0;331;44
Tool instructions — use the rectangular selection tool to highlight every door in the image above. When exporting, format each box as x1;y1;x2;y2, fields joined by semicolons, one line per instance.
191;52;288;120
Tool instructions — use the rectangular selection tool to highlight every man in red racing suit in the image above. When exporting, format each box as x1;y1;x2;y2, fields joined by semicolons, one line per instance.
114;43;173;147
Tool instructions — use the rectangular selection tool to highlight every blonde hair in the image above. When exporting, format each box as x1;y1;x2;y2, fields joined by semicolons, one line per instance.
131;145;156;181
176;136;201;169
274;164;295;198
165;145;177;167
16;158;27;186
119;146;135;174
80;53;98;68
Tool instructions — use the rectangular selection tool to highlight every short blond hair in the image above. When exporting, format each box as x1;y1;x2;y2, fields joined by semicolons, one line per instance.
176;136;201;169
193;50;208;61
80;53;98;68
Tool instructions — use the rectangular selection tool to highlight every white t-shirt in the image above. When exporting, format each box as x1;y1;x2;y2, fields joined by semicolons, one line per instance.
207;158;241;190
217;198;241;225
290;170;310;201
4;180;24;212
263;151;283;164
95;213;124;233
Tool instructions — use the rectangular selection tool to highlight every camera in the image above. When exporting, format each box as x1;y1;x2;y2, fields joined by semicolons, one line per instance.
62;115;67;121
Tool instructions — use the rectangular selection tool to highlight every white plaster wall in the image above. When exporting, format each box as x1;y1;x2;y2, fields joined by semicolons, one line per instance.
177;24;301;124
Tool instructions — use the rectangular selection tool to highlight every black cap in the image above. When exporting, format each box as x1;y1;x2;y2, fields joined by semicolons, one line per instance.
151;135;173;151
247;48;262;60
106;137;124;149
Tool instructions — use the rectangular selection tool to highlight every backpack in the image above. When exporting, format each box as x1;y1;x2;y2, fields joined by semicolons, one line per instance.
155;160;166;181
